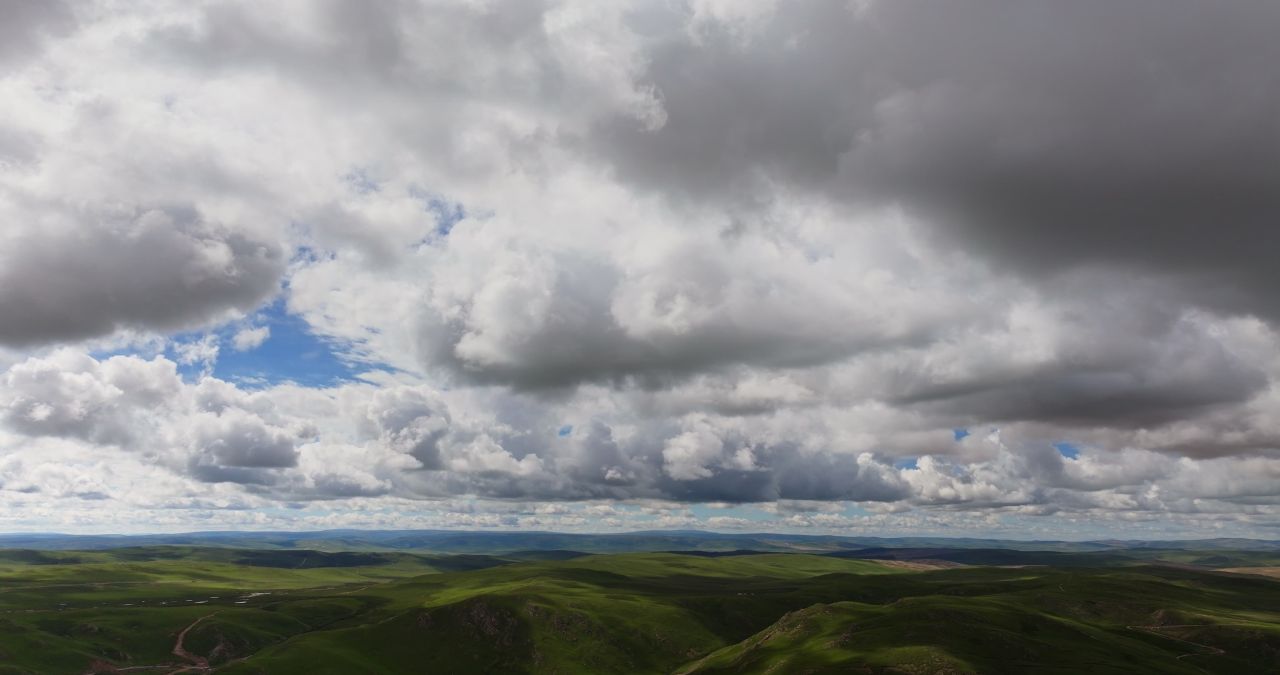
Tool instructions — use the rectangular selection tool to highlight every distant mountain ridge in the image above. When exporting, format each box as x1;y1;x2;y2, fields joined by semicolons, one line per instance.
0;529;1276;554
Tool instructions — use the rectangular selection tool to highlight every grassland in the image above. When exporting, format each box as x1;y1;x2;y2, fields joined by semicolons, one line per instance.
0;544;1275;673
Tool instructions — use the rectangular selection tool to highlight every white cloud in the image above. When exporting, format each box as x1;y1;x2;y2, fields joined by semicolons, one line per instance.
662;423;724;481
172;334;221;372
231;325;270;351
0;0;1277;536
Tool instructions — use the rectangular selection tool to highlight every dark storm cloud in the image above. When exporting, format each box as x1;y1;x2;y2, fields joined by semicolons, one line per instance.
588;1;860;205
845;0;1280;318
413;249;902;391
0;204;284;347
659;449;910;504
597;0;1280;317
186;461;284;486
558;422;647;488
888;295;1269;428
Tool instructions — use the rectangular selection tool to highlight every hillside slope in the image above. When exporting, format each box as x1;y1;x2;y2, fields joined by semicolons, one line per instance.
0;549;1276;674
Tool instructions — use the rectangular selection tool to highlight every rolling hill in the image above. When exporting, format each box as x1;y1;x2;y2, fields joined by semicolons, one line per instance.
0;536;1277;673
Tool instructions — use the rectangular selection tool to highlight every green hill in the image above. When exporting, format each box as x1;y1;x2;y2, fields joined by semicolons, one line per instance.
0;547;1276;673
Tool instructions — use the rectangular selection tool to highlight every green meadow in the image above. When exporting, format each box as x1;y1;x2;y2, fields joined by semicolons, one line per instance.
0;546;1276;673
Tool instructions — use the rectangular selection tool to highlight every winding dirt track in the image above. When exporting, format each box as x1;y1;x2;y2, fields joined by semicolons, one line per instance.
80;613;218;675
1126;624;1227;662
164;612;219;674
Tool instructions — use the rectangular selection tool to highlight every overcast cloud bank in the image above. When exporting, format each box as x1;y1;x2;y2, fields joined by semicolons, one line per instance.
0;0;1277;537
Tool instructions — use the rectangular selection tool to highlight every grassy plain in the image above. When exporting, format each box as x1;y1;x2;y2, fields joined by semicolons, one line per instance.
0;545;1275;673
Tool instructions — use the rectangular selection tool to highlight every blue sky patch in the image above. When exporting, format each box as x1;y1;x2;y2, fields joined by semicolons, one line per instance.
211;301;364;388
141;300;370;388
953;428;971;441
343;167;382;195
409;186;467;237
1054;442;1081;459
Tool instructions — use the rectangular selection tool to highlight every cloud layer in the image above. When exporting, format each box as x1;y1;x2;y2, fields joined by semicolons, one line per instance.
0;0;1277;537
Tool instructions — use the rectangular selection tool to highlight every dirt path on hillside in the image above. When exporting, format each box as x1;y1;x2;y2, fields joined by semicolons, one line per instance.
164;612;219;674
1126;624;1227;662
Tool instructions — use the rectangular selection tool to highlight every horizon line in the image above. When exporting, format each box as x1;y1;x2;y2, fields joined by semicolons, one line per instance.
0;528;1275;544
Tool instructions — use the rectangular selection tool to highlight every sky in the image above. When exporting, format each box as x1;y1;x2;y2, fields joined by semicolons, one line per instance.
1;0;1278;539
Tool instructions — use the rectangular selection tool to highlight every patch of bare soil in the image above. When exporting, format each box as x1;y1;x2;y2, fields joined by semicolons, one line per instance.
164;613;219;674
876;559;966;571
1215;567;1280;580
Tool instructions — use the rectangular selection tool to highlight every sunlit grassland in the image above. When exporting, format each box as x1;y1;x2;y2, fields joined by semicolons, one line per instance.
0;546;1276;674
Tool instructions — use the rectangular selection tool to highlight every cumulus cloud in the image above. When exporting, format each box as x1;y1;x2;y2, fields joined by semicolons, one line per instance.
0;0;1277;536
0;203;283;347
1;352;303;486
594;0;1280;319
360;387;452;470
231;326;270;351
0;350;1274;537
188;409;299;469
0;351;179;445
